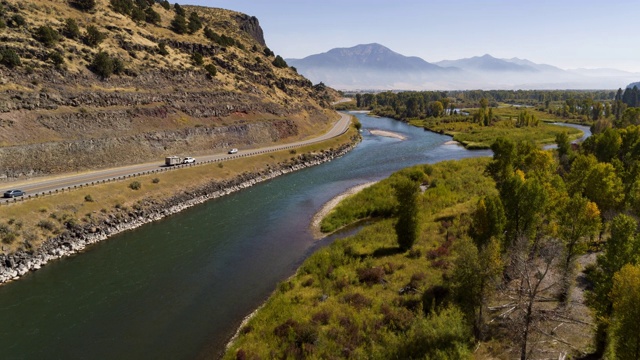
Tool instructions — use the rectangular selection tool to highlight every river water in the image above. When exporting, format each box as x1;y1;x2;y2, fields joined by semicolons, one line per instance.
0;113;585;359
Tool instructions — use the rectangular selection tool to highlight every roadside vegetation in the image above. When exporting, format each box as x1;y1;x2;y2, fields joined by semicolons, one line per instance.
226;88;640;359
0;126;357;255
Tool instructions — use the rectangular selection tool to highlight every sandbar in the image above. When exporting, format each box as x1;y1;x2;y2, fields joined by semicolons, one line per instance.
369;129;406;140
310;181;377;239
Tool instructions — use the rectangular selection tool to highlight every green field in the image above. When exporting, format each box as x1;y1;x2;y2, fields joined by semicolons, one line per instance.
409;107;584;149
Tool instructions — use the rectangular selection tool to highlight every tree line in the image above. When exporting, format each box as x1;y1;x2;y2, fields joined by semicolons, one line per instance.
389;119;640;358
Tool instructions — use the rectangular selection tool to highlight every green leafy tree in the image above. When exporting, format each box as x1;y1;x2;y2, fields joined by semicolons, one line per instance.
159;0;170;10
555;132;573;172
516;110;539;127
565;154;598;196
428;100;444;118
470;195;506;248
393;177;420;251
500;171;547;246
589;214;640;352
486;137;516;185
594;128;622;163
583;162;624;215
610;264;640;359
63;18;81;39
452;237;502;338
557;195;600;298
84;25;106;47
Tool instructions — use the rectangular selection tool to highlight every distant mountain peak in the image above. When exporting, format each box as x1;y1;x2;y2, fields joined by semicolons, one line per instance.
286;45;638;90
287;43;444;73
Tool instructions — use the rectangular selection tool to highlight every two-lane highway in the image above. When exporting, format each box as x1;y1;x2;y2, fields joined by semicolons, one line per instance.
1;112;352;203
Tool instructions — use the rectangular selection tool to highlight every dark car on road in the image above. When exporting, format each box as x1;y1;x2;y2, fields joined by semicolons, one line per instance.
3;190;25;198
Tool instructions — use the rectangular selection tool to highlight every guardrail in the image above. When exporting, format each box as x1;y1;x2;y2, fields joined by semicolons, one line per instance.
0;119;351;205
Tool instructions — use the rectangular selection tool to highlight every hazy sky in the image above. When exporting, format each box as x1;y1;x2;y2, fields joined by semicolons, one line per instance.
176;0;640;72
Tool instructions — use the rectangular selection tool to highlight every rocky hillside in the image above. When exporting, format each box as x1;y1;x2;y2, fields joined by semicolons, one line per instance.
0;0;338;180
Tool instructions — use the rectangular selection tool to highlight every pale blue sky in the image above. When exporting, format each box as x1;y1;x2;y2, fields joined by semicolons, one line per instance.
176;1;640;72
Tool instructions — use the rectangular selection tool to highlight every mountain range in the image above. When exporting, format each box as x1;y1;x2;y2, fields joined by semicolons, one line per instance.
287;43;640;90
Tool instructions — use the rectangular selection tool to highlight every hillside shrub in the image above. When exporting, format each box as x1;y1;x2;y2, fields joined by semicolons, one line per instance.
63;18;81;39
187;11;202;33
34;25;60;47
84;25;105;47
48;51;65;67
112;57;125;75
110;0;134;15
129;181;141;190
1;232;17;245
0;49;21;68
130;6;145;22
272;55;287;68
8;14;25;28
159;0;170;10
157;42;168;56
173;3;185;17
191;52;203;66
204;63;217;78
203;27;235;47
69;0;96;11
90;51;114;78
37;220;56;232
170;14;187;34
145;7;160;24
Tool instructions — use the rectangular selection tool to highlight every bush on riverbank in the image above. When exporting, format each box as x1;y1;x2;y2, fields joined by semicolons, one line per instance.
225;158;494;359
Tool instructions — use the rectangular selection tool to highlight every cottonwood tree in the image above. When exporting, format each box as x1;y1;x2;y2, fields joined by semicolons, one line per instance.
500;171;547;248
470;195;506;248
588;214;640;352
452;237;502;339
557;194;601;299
609;264;640;359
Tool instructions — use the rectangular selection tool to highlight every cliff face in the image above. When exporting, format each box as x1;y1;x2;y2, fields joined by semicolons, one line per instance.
0;0;338;180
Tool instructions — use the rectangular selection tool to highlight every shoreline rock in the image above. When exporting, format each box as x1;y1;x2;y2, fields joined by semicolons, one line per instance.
0;140;359;285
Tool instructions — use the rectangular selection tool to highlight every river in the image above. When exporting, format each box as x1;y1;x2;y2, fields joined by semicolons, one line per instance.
0;113;586;359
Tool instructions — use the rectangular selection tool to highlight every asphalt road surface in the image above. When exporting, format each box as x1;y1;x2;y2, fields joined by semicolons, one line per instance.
1;112;352;203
